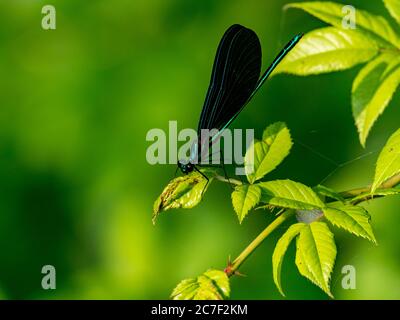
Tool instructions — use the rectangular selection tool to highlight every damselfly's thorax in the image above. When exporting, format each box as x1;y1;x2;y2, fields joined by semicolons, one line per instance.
177;141;199;174
177;130;225;174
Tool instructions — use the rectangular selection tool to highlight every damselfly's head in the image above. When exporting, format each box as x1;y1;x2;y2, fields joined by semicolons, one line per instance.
177;160;194;174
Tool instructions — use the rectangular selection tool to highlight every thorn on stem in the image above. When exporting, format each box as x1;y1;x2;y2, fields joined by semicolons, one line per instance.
233;270;247;277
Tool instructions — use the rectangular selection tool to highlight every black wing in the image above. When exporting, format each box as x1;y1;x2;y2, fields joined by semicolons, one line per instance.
197;24;262;136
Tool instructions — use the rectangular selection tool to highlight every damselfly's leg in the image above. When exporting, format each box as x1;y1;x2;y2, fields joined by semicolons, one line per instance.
219;150;234;189
194;165;209;196
198;152;233;190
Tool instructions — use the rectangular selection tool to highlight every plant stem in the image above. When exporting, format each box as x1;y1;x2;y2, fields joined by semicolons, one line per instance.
214;175;242;186
226;210;295;277
340;173;400;199
225;173;400;277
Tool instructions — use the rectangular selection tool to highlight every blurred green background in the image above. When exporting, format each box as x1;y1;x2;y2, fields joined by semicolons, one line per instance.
0;0;399;299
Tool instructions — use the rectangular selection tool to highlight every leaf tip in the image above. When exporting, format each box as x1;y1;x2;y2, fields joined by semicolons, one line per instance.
282;3;296;11
278;287;286;297
359;135;367;148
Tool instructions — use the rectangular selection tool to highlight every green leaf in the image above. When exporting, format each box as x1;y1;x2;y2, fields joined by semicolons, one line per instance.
372;128;400;192
272;223;306;296
244;122;292;184
384;0;400;25
152;171;212;224
203;269;230;298
171;269;230;300
296;222;336;297
273;27;378;76
352;54;400;146
231;184;262;223
295;235;319;289
258;180;325;210
286;1;400;48
170;278;198;300
313;185;345;202
323;204;377;243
